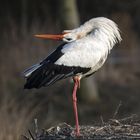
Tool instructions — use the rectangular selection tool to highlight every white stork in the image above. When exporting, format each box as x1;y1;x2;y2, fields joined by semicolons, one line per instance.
23;17;122;136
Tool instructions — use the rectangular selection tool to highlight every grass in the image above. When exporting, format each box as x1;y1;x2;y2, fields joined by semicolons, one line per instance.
0;97;36;139
0;18;55;139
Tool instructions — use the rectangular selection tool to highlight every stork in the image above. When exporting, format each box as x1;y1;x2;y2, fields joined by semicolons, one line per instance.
23;17;122;136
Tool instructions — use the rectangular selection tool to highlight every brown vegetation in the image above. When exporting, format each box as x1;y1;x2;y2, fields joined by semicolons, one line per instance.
23;115;140;140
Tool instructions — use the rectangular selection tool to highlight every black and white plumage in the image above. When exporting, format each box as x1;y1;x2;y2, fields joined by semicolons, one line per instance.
24;17;121;89
24;42;90;89
23;17;122;136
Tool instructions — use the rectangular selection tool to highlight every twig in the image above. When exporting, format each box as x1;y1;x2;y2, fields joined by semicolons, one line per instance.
28;129;35;140
21;135;30;140
94;126;107;133
100;116;104;125
119;114;137;123
113;101;122;119
34;118;39;138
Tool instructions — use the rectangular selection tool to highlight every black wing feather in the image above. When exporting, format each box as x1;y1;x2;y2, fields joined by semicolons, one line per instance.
24;43;90;89
41;43;66;64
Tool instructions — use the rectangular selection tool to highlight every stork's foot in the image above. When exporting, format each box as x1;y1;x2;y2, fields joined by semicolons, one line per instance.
75;127;80;137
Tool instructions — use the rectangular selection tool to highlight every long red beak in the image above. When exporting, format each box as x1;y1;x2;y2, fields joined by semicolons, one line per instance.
34;34;64;40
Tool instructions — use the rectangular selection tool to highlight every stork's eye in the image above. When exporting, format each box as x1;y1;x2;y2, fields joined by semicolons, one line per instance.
87;31;92;35
63;37;73;42
66;38;72;41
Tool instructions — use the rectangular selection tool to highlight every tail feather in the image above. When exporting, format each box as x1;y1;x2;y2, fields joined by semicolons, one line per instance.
23;64;41;78
23;63;90;89
45;74;65;86
24;64;72;89
24;65;46;89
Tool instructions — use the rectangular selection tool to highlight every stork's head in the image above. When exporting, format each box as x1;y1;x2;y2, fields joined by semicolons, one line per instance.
35;17;122;47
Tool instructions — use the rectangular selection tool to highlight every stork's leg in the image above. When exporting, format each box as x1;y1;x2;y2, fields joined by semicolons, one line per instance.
72;76;80;136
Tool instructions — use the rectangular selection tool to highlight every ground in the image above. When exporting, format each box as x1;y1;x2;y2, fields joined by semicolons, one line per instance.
23;115;140;140
22;73;140;140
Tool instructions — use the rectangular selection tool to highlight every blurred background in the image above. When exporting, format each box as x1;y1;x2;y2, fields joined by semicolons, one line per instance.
0;0;140;139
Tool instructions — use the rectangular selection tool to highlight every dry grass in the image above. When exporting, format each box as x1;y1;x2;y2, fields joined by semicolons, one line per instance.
0;18;57;140
24;116;140;140
0;97;38;140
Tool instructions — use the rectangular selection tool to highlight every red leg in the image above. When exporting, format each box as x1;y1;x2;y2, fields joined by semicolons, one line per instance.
72;77;80;136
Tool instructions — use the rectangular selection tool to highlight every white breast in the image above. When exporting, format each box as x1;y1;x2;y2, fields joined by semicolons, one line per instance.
55;35;109;73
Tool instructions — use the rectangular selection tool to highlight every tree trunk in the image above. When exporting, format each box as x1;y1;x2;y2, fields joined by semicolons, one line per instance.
58;0;80;29
21;0;28;36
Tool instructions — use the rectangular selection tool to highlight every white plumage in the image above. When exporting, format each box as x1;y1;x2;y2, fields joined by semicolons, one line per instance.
55;17;121;77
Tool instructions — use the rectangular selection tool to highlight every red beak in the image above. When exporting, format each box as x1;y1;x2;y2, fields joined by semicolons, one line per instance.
34;34;64;40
